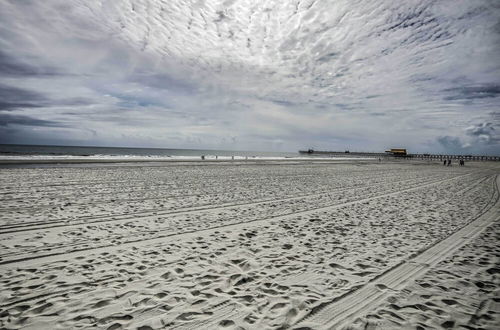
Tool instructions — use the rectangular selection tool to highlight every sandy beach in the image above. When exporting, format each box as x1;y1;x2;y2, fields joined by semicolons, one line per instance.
0;160;499;330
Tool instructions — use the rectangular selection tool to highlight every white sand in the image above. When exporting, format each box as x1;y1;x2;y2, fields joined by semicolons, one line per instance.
347;214;500;330
0;160;498;329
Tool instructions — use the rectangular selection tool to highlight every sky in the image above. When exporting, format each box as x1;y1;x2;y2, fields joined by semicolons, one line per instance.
0;0;499;155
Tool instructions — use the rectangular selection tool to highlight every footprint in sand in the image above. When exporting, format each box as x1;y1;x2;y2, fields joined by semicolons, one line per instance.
219;319;235;327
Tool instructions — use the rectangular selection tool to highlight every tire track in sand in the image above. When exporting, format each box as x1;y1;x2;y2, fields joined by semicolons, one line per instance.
0;173;448;234
291;174;500;330
0;173;474;267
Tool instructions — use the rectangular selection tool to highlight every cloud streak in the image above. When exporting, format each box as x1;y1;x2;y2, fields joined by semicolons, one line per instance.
0;83;47;111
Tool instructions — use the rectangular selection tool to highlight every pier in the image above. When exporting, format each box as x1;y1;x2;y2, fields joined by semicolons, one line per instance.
299;150;500;161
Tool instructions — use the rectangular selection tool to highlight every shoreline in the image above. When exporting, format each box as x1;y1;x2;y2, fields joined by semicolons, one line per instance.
1;157;497;168
0;157;378;166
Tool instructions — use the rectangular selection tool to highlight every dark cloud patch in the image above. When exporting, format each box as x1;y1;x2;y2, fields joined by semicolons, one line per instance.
0;101;44;111
444;84;500;100
410;75;434;83
0;83;95;110
334;103;357;111
0;50;61;77
0;83;47;111
313;103;330;110
271;99;296;107
0;113;64;127
437;135;465;151
384;3;434;32
0;84;46;102
317;52;339;63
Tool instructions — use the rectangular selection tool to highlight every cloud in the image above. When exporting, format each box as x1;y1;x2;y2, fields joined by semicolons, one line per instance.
0;113;64;127
0;0;499;153
0;50;62;77
444;85;500;100
466;122;495;137
437;122;499;154
129;73;199;95
437;135;467;151
465;122;497;145
0;83;47;111
0;82;96;111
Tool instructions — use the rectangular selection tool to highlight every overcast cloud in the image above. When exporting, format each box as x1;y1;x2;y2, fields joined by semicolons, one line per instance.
0;0;499;154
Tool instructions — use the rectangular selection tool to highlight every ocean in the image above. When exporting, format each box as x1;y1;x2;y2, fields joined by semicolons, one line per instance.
0;144;300;159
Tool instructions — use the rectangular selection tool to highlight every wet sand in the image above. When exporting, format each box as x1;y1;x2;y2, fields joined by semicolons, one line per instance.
0;160;498;329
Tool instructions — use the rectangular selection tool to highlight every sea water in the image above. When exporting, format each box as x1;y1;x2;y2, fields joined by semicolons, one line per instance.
0;144;300;159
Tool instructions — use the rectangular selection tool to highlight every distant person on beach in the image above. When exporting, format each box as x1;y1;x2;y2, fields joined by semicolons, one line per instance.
201;155;205;160
443;159;446;166
447;159;451;166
